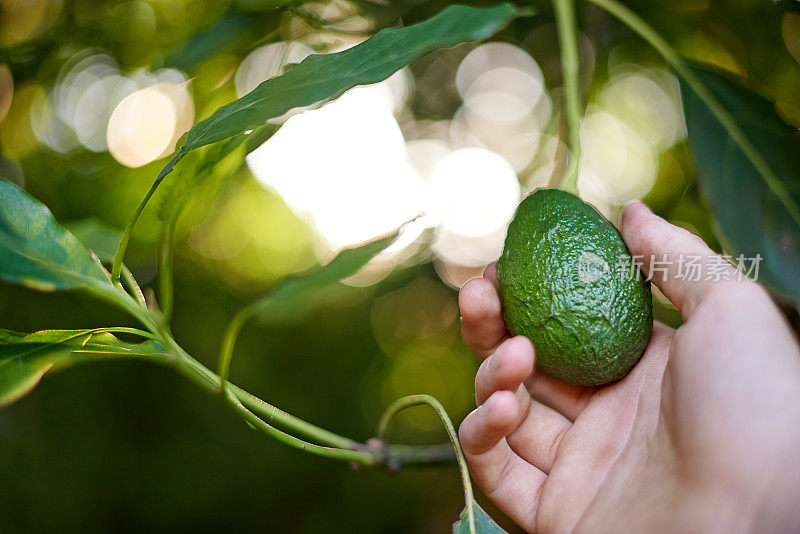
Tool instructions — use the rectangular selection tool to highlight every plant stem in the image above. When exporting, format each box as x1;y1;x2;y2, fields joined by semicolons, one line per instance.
120;265;147;309
377;395;476;533
177;342;360;450
217;301;260;393
158;219;177;323
586;0;800;228
101;279;456;468
112;152;183;283
553;0;583;195
106;286;374;454
371;442;456;469
173;349;456;466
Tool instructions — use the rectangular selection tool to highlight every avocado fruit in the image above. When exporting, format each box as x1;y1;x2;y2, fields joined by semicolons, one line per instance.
497;189;653;386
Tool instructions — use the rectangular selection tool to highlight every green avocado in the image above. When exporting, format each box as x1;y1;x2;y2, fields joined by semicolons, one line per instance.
497;189;653;386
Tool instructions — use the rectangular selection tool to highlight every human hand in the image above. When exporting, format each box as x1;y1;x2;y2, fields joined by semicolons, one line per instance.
458;201;800;533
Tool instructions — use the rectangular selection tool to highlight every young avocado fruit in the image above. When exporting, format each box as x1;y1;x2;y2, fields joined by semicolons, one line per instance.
497;188;653;386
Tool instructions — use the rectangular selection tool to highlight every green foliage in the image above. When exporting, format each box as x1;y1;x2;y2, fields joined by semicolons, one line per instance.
681;64;800;299
0;329;166;407
159;125;275;224
114;2;521;284
177;3;520;154
0;340;70;407
0;179;113;293
255;230;399;321
452;503;508;534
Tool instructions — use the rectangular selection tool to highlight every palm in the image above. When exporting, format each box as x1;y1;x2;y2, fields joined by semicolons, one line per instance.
458;203;800;533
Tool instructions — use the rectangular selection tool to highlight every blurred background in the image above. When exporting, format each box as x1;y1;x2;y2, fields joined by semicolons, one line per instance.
0;0;798;531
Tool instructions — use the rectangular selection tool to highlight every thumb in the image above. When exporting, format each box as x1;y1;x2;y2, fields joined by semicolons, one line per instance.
620;202;749;319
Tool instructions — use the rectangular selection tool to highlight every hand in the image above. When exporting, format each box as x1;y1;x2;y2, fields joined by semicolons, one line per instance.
458;202;800;533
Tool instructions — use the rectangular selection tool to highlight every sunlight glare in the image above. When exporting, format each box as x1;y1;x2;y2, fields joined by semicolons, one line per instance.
578;110;657;206
428;147;520;238
247;82;426;255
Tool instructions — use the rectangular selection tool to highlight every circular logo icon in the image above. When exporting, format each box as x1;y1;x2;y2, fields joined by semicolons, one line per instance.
577;251;609;283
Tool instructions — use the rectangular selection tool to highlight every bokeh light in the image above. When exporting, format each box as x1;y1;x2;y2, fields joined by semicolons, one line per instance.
0;0;61;46
578;110;658;209
188;179;315;289
452;43;551;172
107;81;194;168
428;147;520;238
578;64;686;212
783;12;800;65
599;65;686;150
0;64;12;123
0;82;41;159
22;50;194;162
370;277;458;355
247;74;424;256
365;277;474;434
244;41;536;287
235;42;315;98
455;42;543;96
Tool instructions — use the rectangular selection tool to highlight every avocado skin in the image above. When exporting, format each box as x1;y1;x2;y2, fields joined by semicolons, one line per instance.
497;189;653;386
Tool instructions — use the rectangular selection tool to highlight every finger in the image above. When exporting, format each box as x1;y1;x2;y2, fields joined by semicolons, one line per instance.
483;262;498;286
475;337;534;405
506;399;572;474
526;373;597;422
459;276;508;358
620;202;746;319
459;391;546;531
460;391;522;454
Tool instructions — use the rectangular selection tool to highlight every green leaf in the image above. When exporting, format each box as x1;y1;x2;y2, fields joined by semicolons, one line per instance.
679;64;800;299
255;230;399;321
0;329;166;407
452;503;508;534
179;3;519;154
0;343;70;407
114;3;520;280
158;125;276;224
0;330;25;343
0;179;114;293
